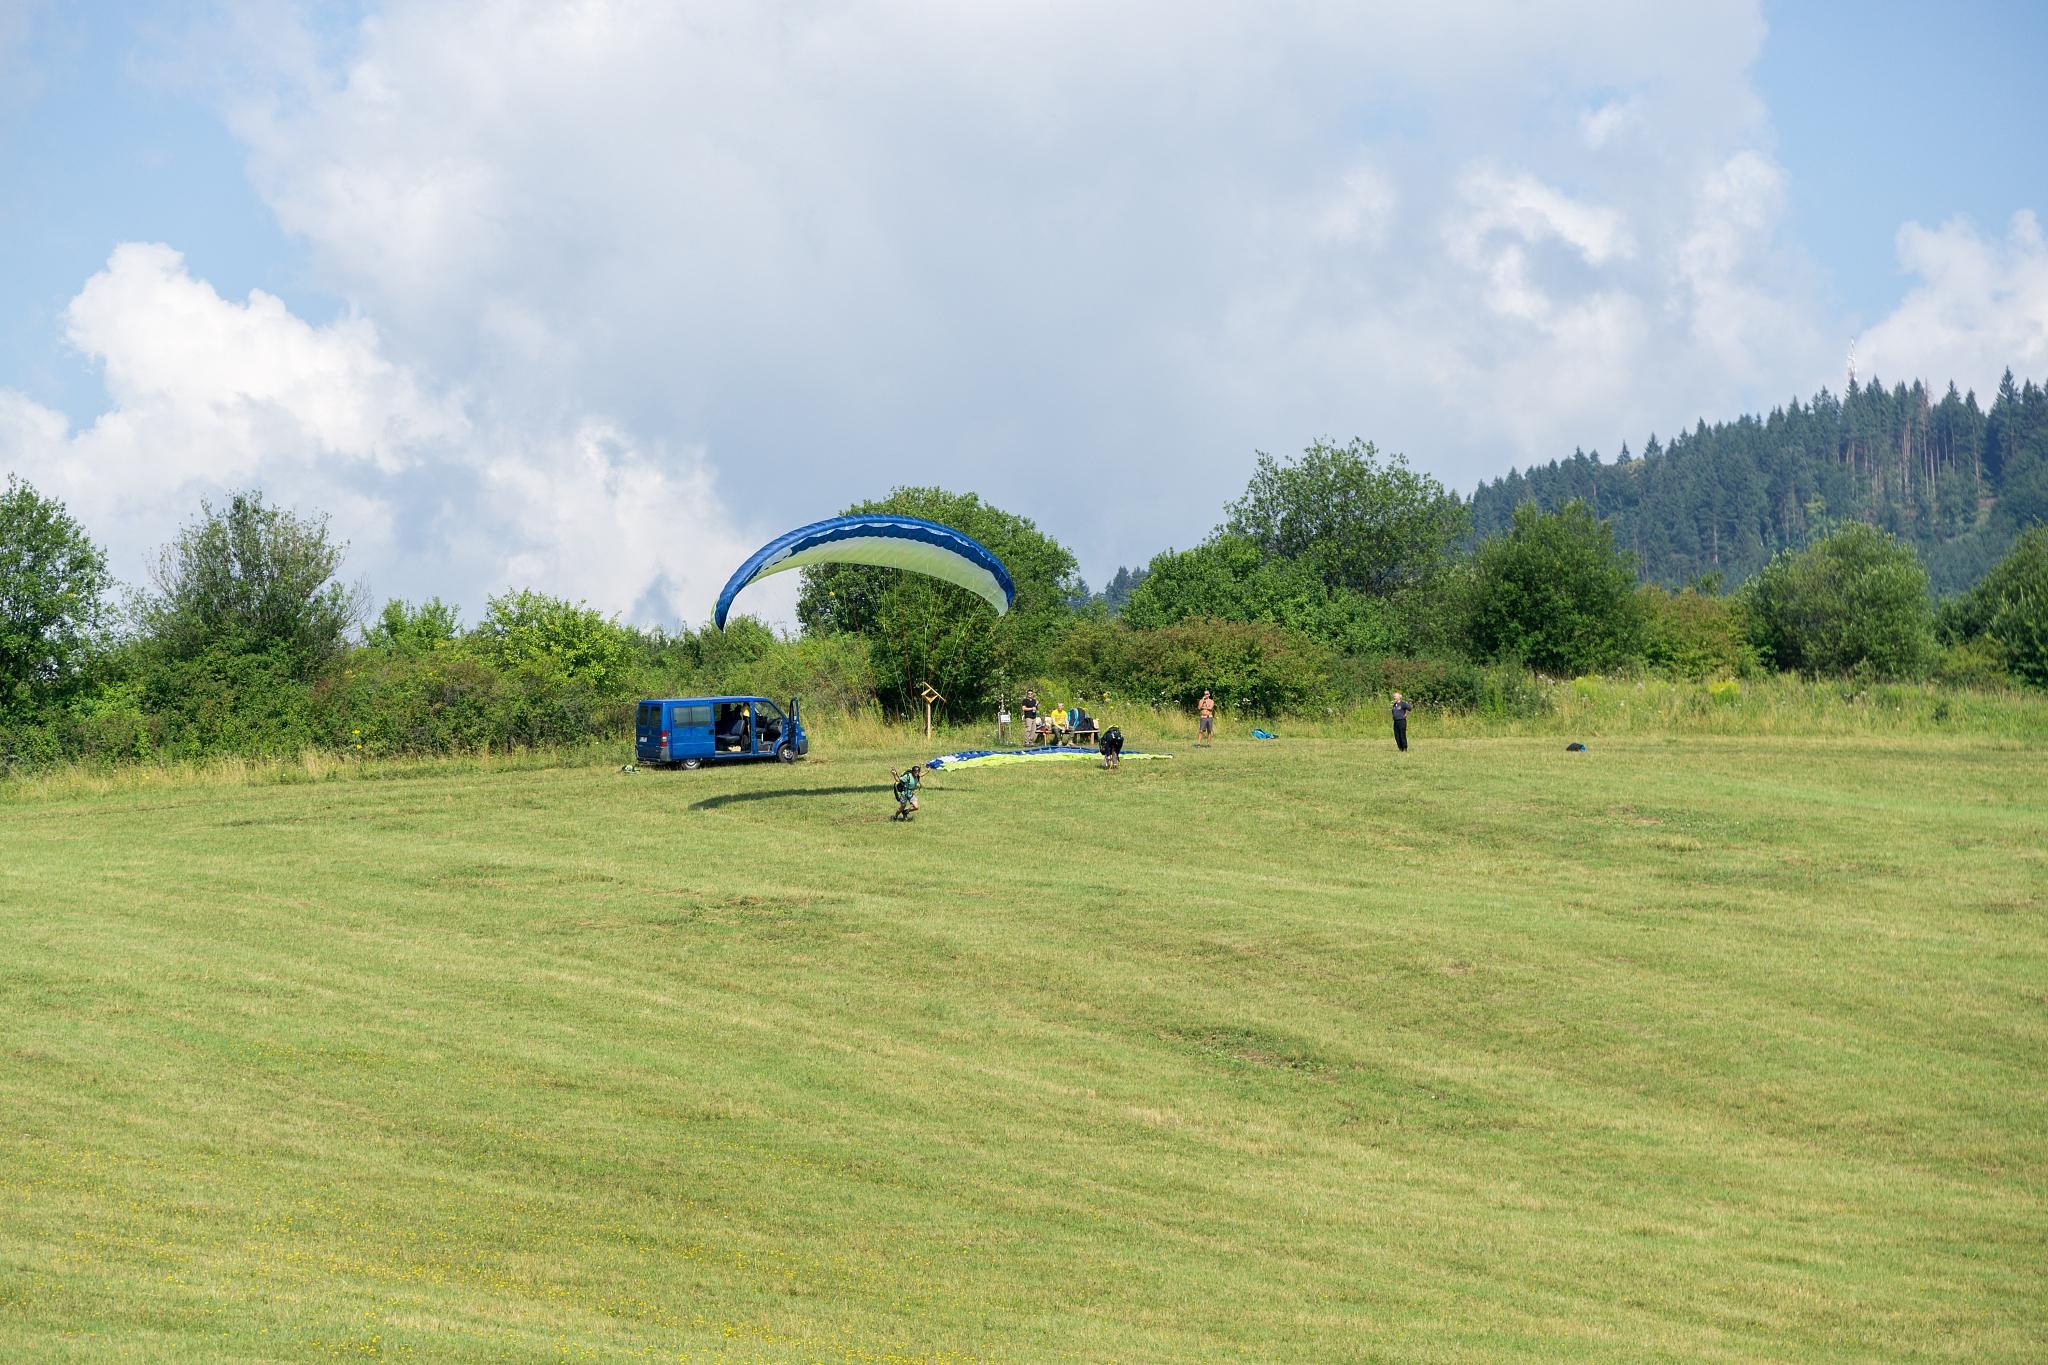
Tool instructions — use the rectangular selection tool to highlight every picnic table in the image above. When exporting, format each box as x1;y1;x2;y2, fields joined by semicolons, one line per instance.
1027;719;1097;747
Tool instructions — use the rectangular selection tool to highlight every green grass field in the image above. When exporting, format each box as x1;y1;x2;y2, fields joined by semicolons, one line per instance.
3;733;2045;1361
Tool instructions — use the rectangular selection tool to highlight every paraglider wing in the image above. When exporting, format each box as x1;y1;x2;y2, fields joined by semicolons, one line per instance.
714;514;1017;629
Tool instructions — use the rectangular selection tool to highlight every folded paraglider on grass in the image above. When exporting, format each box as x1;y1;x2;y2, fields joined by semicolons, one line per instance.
924;746;1171;770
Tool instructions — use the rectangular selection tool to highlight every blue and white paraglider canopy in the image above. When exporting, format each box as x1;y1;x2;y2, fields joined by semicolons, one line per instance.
714;514;1017;630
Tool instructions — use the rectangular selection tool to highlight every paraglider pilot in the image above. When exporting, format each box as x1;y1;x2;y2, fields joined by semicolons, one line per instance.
891;765;922;820
1099;724;1124;770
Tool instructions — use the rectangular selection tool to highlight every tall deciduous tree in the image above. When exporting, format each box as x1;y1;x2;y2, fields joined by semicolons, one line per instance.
1464;500;1644;675
1940;527;2048;687
797;488;1079;715
1223;438;1467;596
138;491;362;678
1742;523;1936;680
0;475;110;715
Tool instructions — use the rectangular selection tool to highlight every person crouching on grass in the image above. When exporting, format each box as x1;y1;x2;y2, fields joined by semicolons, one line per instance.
1099;724;1124;770
891;765;922;820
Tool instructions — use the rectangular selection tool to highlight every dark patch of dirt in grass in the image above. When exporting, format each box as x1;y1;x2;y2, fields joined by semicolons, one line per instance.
1161;1023;1334;1075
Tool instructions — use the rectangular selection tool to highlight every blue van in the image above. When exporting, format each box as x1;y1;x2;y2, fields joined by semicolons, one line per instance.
635;695;809;769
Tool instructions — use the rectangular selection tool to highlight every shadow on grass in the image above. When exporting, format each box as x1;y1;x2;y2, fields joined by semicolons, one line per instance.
685;784;878;811
687;783;981;812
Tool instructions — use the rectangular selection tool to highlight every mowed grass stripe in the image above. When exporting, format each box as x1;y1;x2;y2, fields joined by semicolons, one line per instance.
2;737;2044;1361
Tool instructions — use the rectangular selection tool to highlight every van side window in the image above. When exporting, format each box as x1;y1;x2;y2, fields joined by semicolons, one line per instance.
678;704;711;726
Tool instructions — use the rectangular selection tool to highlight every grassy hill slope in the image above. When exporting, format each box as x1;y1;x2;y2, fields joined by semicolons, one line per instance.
3;737;2044;1361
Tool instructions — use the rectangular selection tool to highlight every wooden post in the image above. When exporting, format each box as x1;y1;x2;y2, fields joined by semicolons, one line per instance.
918;682;945;740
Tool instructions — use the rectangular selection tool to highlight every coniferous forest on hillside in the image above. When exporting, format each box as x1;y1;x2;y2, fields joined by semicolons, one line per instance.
1469;369;2048;594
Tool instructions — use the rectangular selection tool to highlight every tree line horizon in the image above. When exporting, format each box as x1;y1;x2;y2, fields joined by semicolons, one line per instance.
3;365;2046;769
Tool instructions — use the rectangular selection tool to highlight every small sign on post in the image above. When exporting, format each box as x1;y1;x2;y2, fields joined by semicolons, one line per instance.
918;682;946;740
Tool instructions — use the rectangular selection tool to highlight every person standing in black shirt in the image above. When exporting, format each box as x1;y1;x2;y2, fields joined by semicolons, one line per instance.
1391;691;1411;752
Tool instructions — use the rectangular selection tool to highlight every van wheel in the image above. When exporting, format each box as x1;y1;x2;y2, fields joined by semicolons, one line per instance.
776;743;797;763
680;758;702;770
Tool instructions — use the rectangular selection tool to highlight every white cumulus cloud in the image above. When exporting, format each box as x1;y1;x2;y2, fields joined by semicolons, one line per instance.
9;0;2041;609
0;244;756;625
201;0;1809;580
1858;211;2048;395
1453;171;1637;271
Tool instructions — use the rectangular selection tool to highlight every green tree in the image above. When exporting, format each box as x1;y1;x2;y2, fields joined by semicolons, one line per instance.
1122;535;1404;657
1100;565;1149;615
366;597;462;655
1992;443;2048;533
1103;617;1336;715
1466;369;2046;595
0;475;110;716
1637;583;1757;679
1940;527;2048;687
1464;500;1645;674
796;488;1079;715
1223;438;1468;595
138;491;361;678
1984;368;2020;485
474;590;631;691
1743;523;1936;679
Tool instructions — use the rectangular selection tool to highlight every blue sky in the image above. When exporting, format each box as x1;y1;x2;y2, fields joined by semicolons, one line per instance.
2;1;2044;622
1;5;301;422
1756;0;2048;332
